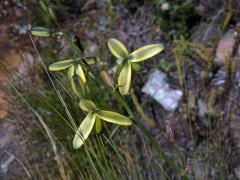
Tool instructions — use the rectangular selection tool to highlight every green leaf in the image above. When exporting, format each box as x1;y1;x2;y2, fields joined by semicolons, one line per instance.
31;27;51;37
39;0;48;12
76;64;86;83
68;65;75;79
130;44;164;62
70;75;86;97
72;35;85;54
96;110;132;126
48;7;57;21
49;60;73;71
94;117;102;134
118;62;132;95
79;99;96;112
73;112;96;149
108;38;128;60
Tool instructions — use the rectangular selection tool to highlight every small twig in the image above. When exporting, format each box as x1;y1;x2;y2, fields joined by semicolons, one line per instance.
223;0;233;30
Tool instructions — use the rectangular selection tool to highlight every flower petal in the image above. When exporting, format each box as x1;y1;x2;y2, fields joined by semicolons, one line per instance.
118;62;132;95
73;112;96;149
76;64;86;83
70;76;86;97
108;38;128;60
68;65;75;79
94;117;102;134
79;99;96;112
96;110;132;126
49;60;73;71
129;44;164;62
31;27;51;37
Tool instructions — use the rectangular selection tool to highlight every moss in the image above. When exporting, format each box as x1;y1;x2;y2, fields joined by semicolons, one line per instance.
155;0;200;37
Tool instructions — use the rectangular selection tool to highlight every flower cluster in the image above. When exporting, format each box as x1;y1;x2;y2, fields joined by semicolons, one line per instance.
108;39;164;95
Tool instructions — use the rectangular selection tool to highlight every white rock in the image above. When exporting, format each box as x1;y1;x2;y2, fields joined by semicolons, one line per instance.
13;24;31;34
142;70;182;111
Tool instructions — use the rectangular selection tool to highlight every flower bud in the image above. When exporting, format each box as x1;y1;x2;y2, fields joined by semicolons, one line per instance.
31;27;51;37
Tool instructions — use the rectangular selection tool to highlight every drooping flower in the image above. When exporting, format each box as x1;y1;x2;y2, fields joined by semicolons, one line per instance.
108;38;164;95
48;57;96;97
48;35;97;97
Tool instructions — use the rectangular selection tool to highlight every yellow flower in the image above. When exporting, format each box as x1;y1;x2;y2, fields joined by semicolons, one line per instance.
48;57;96;97
108;38;164;95
73;99;132;149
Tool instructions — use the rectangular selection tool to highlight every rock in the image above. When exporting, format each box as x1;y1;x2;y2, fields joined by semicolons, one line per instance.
212;69;227;85
142;70;182;111
13;24;31;34
214;29;240;64
18;53;35;76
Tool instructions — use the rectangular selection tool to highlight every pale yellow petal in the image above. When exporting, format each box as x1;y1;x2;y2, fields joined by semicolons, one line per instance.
49;60;73;71
76;64;86;83
79;99;96;112
68;65;75;79
70;76;86;97
118;62;132;95
96;110;132;126
130;44;164;62
108;38;128;60
73;113;96;149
